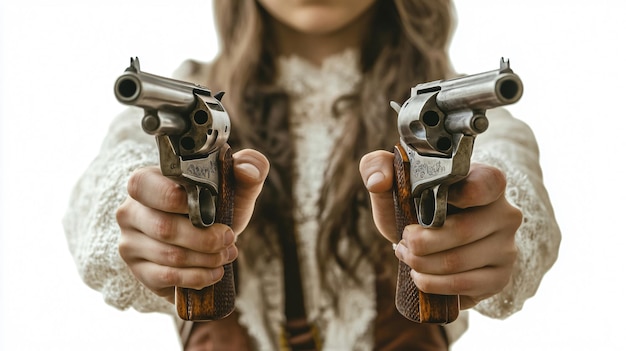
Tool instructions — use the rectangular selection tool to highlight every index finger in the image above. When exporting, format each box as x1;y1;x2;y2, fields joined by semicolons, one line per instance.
447;163;506;209
127;166;188;214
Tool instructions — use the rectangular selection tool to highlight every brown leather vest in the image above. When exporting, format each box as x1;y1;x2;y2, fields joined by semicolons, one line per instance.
185;272;448;351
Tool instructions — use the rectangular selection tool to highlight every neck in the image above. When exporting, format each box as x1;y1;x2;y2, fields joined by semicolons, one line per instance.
268;10;374;66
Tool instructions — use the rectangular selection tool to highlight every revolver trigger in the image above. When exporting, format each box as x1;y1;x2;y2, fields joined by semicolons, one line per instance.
186;184;216;227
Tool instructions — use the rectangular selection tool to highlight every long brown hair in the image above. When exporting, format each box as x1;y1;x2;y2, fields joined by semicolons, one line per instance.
201;0;455;288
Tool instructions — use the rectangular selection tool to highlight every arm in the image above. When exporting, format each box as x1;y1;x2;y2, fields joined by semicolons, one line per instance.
63;107;172;313
470;107;561;318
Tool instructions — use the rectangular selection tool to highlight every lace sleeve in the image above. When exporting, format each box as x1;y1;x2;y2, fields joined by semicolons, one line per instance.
470;108;561;319
63;108;174;314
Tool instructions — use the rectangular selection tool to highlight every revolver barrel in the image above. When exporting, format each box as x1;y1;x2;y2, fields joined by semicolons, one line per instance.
415;59;523;112
114;64;199;111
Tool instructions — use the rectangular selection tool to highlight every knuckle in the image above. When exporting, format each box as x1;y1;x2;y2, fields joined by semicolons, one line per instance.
152;216;175;242
413;274;434;294
187;269;222;290
485;165;507;192
163;246;187;267
185;272;208;290
126;169;144;198
115;199;131;224
212;252;225;267
509;205;523;228
162;182;186;209
460;187;481;208
211;266;226;283
447;215;475;243
455;165;507;208
502;242;518;267
509;244;519;262
403;228;428;255
166;267;226;290
117;236;132;261
159;267;182;287
448;275;473;295
218;247;232;266
441;250;462;273
204;252;224;268
200;227;225;251
401;254;420;272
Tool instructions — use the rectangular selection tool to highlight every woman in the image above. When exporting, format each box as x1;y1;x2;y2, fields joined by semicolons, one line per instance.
64;0;560;349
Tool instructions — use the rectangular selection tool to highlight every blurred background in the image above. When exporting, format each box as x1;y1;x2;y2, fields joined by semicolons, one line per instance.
1;0;624;350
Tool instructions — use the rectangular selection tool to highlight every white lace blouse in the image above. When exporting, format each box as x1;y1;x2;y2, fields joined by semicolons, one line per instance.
236;50;378;350
63;49;561;350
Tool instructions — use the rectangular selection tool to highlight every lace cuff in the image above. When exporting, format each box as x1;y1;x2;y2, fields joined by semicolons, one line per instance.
471;149;560;318
64;112;174;314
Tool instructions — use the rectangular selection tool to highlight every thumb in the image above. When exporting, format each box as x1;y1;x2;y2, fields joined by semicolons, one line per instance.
231;149;270;234
359;150;397;242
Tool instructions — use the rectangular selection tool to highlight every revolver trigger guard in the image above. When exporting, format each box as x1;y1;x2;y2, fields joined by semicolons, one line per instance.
185;184;216;227
415;184;448;228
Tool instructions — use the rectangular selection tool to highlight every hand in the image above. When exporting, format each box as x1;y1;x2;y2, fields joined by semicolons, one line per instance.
116;149;270;303
359;150;522;309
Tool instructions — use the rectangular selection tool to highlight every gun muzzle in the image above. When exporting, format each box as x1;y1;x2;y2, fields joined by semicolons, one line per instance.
433;72;523;112
114;71;197;110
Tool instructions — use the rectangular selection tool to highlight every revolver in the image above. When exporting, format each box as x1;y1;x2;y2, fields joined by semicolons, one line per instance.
114;58;235;321
391;58;523;323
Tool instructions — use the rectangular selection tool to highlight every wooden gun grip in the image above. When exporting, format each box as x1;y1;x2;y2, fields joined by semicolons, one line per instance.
175;144;236;321
392;144;460;324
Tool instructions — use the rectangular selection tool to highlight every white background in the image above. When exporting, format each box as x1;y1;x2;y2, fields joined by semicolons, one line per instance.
1;1;624;350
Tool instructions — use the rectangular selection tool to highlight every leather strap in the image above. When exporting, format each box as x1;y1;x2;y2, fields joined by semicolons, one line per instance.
277;218;320;350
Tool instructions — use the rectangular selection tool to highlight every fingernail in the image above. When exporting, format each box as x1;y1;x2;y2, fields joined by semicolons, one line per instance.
226;245;238;261
395;242;407;260
366;172;384;188
211;267;225;282
236;163;261;180
223;228;235;246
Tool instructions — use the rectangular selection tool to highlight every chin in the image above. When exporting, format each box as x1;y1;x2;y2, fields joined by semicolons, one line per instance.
262;0;377;36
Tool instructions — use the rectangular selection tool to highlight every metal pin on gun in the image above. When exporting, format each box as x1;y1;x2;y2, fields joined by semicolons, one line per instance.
114;58;236;321
390;58;523;323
